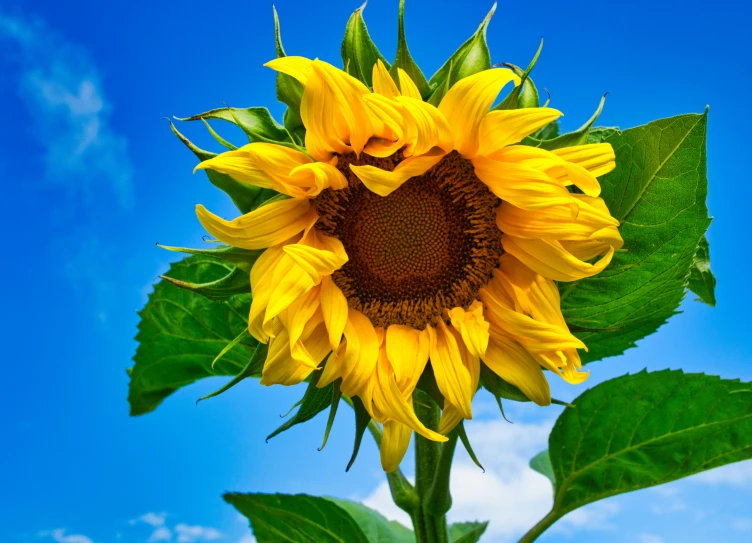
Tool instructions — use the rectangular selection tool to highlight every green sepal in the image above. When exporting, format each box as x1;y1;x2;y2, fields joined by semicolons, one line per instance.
341;1;391;87
199;118;237;150
427;2;496;106
273;5;306;138
522;94;606;150
449;522;489;543
196;341;267;403
156;243;262;274
346;395;372;472
532;119;559;140
266;368;333;442
389;0;429;98
167;120;275;213
456;421;484;472
687;234;716;306
174;106;290;145
494;39;543;110
159;262;249;302
318;380;343;451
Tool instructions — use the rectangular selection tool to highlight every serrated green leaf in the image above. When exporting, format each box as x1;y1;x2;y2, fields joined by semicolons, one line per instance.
159;263;249;301
389;0;429;98
167;120;276;214
427;3;496;106
561;112;711;363
341;1;390;87
175;106;290;144
267;368;333;441
273;5;305;138
156;243;262;273
449;521;489;543
226;493;370;543
687;235;716;306
325;498;415;543
523;94;606;150
529;450;556;492
346;395;372;472
128;256;258;416
534;370;752;533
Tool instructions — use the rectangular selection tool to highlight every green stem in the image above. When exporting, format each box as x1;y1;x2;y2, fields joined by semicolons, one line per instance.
516;508;559;543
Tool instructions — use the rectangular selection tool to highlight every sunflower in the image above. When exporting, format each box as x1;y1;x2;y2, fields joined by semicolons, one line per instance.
193;56;623;472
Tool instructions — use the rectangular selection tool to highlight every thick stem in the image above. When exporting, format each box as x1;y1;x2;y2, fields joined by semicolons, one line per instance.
516;509;559;543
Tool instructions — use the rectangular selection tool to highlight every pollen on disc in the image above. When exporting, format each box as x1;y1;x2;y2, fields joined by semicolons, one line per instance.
313;151;503;329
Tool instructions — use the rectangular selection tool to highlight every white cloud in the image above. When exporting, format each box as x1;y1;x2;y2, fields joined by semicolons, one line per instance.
364;419;621;543
41;529;94;543
693;461;752;487
636;533;665;543
733;518;752;531
174;524;223;543
149;526;174;543
237;535;256;543
138;512;168;527
0;11;133;208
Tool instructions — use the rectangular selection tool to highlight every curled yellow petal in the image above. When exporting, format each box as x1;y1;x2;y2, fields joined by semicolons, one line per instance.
438;68;520;157
264;55;313;85
282;232;349;284
350;151;444;196
396;96;454;156
448;301;490;359
386;324;430;395
483;335;551;406
196;198;316;250
477;108;564;156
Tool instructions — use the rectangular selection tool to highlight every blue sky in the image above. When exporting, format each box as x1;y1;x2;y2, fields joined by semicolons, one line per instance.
1;0;750;542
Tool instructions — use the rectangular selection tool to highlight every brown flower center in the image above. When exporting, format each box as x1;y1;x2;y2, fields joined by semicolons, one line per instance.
313;151;503;329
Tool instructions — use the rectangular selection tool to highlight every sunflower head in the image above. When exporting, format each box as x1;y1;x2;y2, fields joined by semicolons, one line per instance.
178;1;623;473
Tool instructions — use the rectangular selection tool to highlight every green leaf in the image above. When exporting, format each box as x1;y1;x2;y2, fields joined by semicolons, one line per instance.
531;120;560;140
325;498;415;543
449;521;489;543
226;493;370;543
346;395;372;472
389;0;429;98
174;106;290;144
561;112;711;362
196;342;268;404
341;1;390;87
539;370;752;525
159;263;249;302
687;235;716;306
167;120;276;214
273;5;306;139
529;450;556;492
522;94;606;150
129;256;258;416
427;2;496;106
266;368;333;441
156;243;262;273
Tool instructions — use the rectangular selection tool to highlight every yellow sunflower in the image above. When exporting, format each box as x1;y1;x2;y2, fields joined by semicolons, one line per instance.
193;56;623;472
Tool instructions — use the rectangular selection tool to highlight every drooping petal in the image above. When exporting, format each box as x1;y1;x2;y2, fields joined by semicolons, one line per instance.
438;68;520;157
340;309;380;395
438;404;464;436
477;108;564;156
372;59;400;98
381;420;413;473
196;198;316;250
320;275;348;350
261;319;330;386
282;230;349;284
264;252;317;336
483;335;551;406
501;234;616;282
427;320;473;419
385;325;430;395
284;286;322;367
248;245;288;342
350;151;444;196
447;301;490;359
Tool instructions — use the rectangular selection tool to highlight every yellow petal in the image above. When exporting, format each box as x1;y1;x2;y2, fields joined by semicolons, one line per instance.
483;336;551;406
261;320;330;386
362;93;405;158
372;59;400;98
502;234;616;282
473;155;575;210
282;232;349;284
248;245;288;342
350;151;444;196
552;143;615;178
447;301;490;359
386;325;430;395
288;161;349;197
381;420;413;472
427;320;473;419
285;286;322;367
194;143;315;197
397;68;422;100
477;108;564;155
396;96;454;156
196;198;316;250
264;56;313;85
264;252;317;334
438;68;520;157
438;403;464;435
495;255;566;328
320;275;348;350
340;309;380;395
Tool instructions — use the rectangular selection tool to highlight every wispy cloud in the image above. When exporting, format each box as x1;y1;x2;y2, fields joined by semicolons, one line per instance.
131;512;223;543
693;461;752;487
174;524;223;542
40;529;94;543
0;11;133;208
